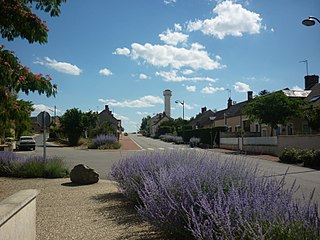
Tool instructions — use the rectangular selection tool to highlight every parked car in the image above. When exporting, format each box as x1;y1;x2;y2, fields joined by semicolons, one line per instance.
4;137;16;151
17;136;36;150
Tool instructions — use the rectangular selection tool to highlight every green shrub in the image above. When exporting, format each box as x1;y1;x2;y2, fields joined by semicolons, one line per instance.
279;148;299;163
297;149;314;164
304;150;320;168
44;158;70;178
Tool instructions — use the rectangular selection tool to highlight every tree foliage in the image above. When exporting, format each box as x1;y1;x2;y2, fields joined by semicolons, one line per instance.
0;0;66;43
244;92;305;135
60;108;84;146
0;0;66;140
305;104;320;131
140;116;151;133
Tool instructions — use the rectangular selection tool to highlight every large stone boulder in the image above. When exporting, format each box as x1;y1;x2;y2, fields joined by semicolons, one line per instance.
70;164;99;184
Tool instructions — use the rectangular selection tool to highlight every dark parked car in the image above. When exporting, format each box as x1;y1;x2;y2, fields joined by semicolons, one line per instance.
17;136;36;150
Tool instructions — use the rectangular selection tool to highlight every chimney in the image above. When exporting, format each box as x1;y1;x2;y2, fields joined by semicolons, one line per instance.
201;107;207;114
163;89;172;117
247;91;253;101
305;75;319;90
227;97;232;109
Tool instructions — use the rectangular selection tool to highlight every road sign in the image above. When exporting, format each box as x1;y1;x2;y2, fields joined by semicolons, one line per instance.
37;111;51;128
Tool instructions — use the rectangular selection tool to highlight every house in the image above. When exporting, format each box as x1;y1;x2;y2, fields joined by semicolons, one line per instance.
149;112;172;137
189;107;216;129
98;105;122;139
210;75;319;136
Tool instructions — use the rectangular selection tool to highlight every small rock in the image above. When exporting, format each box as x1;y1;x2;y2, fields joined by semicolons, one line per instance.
70;164;99;185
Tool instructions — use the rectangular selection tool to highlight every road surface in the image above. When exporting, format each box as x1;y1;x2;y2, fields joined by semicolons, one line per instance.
16;133;320;205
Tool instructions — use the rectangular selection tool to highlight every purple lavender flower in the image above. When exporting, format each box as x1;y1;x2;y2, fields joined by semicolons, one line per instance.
111;150;320;239
93;134;117;147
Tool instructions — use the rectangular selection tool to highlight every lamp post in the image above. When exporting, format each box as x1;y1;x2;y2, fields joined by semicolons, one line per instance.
175;100;185;120
175;100;185;142
302;16;320;27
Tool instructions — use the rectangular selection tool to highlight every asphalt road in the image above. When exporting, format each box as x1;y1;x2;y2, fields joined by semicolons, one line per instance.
16;133;320;205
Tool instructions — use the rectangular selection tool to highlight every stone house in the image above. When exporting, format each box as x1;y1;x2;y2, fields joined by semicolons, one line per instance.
196;75;319;137
98;105;121;139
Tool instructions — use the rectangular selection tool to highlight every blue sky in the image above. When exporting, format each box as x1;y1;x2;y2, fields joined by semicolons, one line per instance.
3;0;320;132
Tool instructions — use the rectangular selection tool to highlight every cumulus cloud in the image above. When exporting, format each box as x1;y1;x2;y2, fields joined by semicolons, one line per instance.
186;85;196;92
98;95;163;108
164;0;176;5
234;82;251;92
187;0;262;39
201;86;225;94
136;111;153;116
139;73;149;80
32;104;61;116
159;29;189;46
99;68;113;76
292;85;303;91
119;42;224;70
113;113;129;121
156;70;217;82
113;47;131;55
34;57;82;75
182;69;194;75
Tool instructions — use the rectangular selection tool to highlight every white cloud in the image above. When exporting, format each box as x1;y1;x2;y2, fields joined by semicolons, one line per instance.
98;95;163;108
156;70;217;82
32;104;61;116
164;0;176;5
159;29;189;46
182;69;194;75
136;111;152;116
186;85;196;92
34;57;82;75
187;0;262;39
292;85;303;91
175;102;194;110
99;68;113;76
201;86;225;94
113;47;131;55
139;73;149;80
123;42;224;70
113;113;129;121
174;23;182;31
234;82;251;92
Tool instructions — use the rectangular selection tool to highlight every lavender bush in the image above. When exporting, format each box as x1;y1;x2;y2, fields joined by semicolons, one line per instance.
111;150;320;239
0;152;68;178
159;135;184;144
89;134;120;149
189;137;200;147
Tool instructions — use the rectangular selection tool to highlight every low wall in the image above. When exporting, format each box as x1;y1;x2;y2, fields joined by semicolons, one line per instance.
278;135;320;152
220;135;320;156
0;189;39;240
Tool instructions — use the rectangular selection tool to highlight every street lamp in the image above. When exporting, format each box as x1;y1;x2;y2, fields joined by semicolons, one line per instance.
175;100;185;120
302;16;320;27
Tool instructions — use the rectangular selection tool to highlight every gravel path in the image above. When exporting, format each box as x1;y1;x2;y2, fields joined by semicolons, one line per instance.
0;177;164;240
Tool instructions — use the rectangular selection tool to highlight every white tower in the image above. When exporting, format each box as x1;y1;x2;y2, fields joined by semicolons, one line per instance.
163;89;172;117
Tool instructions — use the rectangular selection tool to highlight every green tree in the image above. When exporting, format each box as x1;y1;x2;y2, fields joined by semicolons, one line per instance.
305;104;320;132
244;91;305;136
60;108;84;146
0;0;66;140
82;111;98;137
140;116;151;134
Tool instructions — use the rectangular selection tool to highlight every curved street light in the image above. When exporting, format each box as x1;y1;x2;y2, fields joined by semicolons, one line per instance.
302;16;320;27
175;100;185;120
